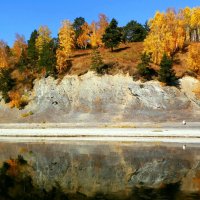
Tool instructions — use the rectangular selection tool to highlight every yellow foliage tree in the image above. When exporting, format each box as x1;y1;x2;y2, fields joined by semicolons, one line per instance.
12;34;27;63
180;7;192;41
144;9;185;64
187;43;200;74
90;21;99;48
35;26;51;54
56;20;75;73
180;7;200;42
0;40;9;68
77;22;90;49
89;14;109;48
96;14;109;47
190;7;200;41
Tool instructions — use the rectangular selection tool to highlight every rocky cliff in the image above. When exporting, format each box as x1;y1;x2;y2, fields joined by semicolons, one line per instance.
0;72;200;123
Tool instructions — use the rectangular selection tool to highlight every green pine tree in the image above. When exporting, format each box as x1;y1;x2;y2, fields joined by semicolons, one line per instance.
102;18;122;51
27;30;39;69
73;17;86;48
38;38;57;76
159;53;177;86
91;48;104;74
122;20;147;43
0;69;15;103
137;52;154;80
15;49;28;72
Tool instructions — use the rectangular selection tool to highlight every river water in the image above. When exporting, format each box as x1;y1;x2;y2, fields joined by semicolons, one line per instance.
0;141;200;199
129;186;200;200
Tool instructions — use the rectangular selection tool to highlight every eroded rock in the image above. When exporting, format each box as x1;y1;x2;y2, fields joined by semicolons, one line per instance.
0;73;200;122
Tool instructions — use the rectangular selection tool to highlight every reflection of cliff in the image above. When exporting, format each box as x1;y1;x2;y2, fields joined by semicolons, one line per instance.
0;73;200;123
0;142;200;199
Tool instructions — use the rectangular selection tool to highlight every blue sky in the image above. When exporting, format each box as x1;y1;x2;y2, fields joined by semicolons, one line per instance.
0;0;199;46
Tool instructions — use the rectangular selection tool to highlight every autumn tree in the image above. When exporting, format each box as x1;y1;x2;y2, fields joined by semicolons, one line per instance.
35;26;52;55
90;21;99;48
89;14;109;48
187;43;200;74
0;40;9;68
144;9;185;64
180;7;192;42
190;7;200;42
102;18;122;51
180;7;200;42
12;34;27;64
73;17;86;47
56;20;75;73
77;22;90;49
159;53;177;86
35;26;56;75
97;14;109;47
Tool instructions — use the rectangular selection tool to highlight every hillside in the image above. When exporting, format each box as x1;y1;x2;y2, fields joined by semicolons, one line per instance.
67;42;196;79
70;42;144;76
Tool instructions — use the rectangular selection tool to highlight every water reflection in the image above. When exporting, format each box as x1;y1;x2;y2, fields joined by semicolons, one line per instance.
1;155;200;200
130;185;200;200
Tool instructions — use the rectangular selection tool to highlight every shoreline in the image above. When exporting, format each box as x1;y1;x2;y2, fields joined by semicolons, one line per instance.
0;121;200;128
0;126;200;144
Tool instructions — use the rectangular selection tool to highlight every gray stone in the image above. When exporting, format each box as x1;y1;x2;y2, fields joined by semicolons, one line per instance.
0;72;200;122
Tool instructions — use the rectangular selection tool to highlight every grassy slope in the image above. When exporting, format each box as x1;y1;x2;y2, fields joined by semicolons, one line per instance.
70;42;143;76
68;42;191;78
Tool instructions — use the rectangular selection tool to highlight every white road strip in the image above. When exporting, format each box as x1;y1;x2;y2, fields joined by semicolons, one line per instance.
0;128;200;143
0;136;200;143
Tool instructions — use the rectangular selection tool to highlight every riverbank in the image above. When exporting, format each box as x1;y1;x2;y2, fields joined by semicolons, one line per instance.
0;121;200;128
0;123;200;144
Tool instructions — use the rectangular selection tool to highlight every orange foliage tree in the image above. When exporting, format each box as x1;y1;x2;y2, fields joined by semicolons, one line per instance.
97;14;109;47
0;40;9;68
90;14;109;48
12;34;27;64
77;22;90;49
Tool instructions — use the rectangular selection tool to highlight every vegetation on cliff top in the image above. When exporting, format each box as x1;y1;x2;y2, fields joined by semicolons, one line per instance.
0;7;200;108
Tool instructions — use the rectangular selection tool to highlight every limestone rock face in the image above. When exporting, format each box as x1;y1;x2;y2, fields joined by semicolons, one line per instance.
0;72;200;122
180;76;200;106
